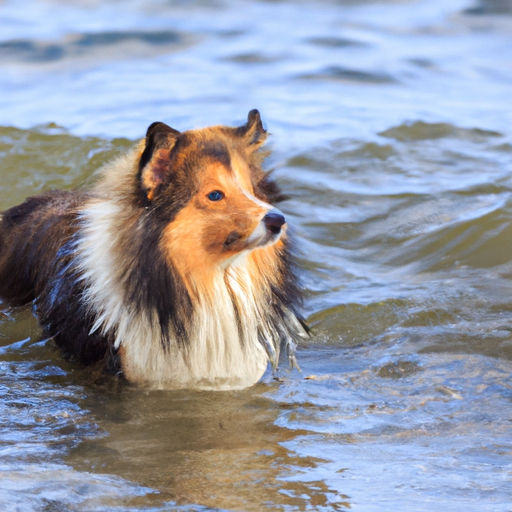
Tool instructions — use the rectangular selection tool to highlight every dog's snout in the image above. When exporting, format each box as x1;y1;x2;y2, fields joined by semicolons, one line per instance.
263;210;286;235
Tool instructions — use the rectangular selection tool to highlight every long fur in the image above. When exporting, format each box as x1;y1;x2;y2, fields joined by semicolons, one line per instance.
0;110;306;390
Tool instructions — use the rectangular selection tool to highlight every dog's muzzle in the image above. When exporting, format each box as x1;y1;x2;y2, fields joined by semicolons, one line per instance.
240;208;287;251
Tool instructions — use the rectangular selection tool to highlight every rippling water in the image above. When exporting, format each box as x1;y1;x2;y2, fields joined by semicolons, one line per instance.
1;0;512;510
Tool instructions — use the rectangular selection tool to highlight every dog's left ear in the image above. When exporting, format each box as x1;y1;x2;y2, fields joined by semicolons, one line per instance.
138;122;180;202
236;109;268;150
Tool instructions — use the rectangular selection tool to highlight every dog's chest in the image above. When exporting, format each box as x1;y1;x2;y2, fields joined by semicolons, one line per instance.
118;272;270;389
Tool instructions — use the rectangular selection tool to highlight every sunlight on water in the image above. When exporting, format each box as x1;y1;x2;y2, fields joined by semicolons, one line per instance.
1;0;512;510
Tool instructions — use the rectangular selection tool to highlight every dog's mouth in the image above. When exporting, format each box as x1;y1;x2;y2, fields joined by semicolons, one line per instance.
223;231;242;249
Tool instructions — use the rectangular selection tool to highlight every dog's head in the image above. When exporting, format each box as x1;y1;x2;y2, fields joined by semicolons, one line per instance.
137;110;286;286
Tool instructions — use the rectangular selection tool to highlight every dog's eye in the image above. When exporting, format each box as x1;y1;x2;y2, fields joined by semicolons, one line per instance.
207;190;224;201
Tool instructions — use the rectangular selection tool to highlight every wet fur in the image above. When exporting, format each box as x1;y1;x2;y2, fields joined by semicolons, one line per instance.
0;111;306;389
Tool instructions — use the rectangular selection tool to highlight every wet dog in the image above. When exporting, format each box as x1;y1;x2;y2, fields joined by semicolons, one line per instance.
0;110;306;389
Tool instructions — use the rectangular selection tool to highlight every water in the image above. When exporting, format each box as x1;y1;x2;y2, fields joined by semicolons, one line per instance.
1;0;512;510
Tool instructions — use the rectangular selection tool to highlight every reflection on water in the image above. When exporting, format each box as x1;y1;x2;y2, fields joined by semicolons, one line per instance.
1;0;512;510
70;386;350;511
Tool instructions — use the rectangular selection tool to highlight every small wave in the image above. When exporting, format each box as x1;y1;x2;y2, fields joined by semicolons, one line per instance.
465;0;512;15
306;36;367;48
223;52;281;64
309;299;408;346
379;121;502;141
298;65;397;84
0;126;131;210
0;30;191;66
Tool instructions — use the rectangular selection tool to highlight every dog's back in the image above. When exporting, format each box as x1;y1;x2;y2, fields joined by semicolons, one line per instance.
0;190;82;306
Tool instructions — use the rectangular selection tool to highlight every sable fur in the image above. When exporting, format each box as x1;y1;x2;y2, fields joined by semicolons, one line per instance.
0;110;306;389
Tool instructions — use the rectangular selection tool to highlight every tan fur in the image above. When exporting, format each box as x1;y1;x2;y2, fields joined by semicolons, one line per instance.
161;161;273;297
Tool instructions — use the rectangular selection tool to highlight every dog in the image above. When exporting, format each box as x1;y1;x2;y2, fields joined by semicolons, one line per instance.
0;110;307;389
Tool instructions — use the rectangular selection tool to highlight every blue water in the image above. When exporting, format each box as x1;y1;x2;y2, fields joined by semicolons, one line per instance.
1;0;512;510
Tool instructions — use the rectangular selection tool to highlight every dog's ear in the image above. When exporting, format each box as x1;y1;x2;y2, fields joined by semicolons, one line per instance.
236;109;267;150
138;122;180;202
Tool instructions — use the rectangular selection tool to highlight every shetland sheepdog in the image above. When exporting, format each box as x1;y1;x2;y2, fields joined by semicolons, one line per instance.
0;110;307;389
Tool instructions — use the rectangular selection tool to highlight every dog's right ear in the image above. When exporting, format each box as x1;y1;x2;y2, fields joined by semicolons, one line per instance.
138;122;180;202
235;109;267;151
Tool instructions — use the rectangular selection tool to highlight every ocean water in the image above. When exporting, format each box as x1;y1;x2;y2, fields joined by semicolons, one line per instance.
0;0;512;510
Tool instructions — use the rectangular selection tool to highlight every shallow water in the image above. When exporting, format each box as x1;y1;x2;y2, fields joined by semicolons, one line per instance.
1;0;512;510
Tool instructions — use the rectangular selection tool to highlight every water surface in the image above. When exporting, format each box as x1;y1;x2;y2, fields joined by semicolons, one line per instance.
1;0;512;510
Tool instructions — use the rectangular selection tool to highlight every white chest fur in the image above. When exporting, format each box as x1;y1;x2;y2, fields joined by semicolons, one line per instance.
77;199;272;390
119;269;270;390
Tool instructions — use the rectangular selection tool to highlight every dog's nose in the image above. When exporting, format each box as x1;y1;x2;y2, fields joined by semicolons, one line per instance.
263;210;286;235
